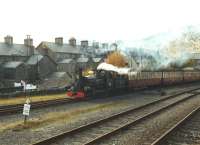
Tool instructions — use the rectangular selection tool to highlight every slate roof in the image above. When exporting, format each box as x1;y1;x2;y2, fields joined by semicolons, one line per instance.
58;59;74;64
40;42;82;54
33;49;41;55
0;62;3;68
77;57;89;63
3;61;23;68
0;43;31;56
26;54;44;65
49;72;67;79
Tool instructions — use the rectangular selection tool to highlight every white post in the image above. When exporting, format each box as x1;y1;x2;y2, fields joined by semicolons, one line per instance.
21;80;31;125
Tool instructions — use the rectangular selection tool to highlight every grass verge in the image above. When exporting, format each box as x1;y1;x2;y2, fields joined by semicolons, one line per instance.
0;101;125;132
0;93;68;106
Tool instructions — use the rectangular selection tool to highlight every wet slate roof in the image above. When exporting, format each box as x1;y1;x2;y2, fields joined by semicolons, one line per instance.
77;57;89;63
0;62;3;68
49;72;67;79
58;59;74;64
3;61;23;68
40;42;82;54
26;54;44;65
0;43;31;56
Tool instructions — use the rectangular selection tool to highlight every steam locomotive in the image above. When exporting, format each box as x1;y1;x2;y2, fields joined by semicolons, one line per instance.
67;69;128;98
67;68;200;98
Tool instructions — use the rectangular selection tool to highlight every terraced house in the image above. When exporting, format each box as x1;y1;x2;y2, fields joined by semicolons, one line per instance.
0;36;58;87
26;54;57;82
36;37;82;62
0;35;34;62
0;35;106;88
0;35;34;87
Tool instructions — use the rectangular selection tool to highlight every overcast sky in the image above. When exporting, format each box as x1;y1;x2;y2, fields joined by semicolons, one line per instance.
0;0;200;45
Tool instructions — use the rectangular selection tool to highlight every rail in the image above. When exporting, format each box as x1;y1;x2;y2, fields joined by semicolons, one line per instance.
151;106;200;145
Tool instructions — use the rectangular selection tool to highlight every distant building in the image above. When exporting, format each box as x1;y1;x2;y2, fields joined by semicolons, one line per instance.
0;35;34;62
26;54;57;82
80;40;108;57
38;72;74;90
3;61;26;81
57;58;76;73
80;40;94;57
76;57;93;71
0;35;109;88
36;37;82;62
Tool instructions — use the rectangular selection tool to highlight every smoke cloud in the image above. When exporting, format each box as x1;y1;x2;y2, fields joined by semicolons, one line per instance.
117;25;200;71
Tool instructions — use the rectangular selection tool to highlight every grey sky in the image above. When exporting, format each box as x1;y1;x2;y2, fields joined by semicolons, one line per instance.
0;0;199;45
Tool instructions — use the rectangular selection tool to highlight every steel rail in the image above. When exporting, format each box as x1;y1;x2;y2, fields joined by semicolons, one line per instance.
151;106;200;145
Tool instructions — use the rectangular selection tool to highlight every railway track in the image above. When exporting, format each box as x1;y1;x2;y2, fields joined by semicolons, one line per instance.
0;98;78;115
32;87;200;145
151;106;200;145
1;85;199;116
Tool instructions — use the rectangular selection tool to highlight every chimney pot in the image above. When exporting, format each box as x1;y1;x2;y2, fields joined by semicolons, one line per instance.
24;35;33;47
93;42;99;48
55;37;63;45
24;35;34;56
69;37;76;46
4;35;13;45
81;40;88;48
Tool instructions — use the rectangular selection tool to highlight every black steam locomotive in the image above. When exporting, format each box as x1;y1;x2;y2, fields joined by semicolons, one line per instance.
67;69;128;98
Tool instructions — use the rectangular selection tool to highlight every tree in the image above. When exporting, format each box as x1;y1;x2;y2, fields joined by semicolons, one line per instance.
106;51;127;67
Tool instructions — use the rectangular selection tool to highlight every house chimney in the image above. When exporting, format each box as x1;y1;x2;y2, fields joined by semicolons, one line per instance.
4;35;13;45
24;35;34;56
92;42;99;49
69;37;76;47
24;35;33;47
102;43;108;49
55;37;63;45
81;40;88;48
